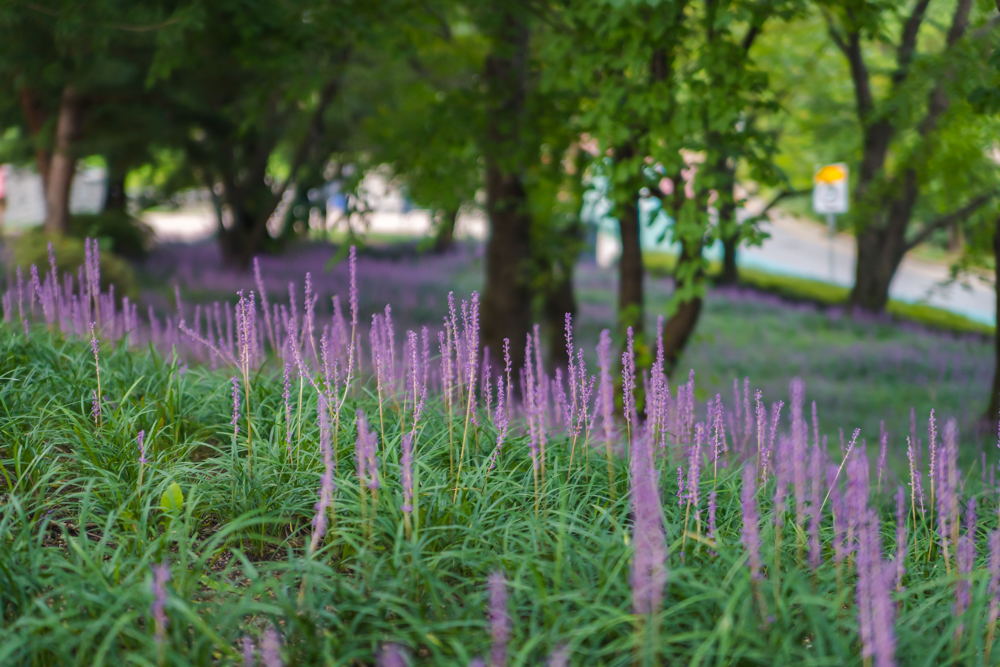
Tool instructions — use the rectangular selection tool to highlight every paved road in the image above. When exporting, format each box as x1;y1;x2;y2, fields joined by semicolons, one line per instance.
740;207;995;325
143;202;997;326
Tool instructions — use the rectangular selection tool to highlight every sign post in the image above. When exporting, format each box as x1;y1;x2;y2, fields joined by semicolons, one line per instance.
812;163;849;281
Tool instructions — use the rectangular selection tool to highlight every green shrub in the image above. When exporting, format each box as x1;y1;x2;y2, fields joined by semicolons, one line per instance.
8;229;137;298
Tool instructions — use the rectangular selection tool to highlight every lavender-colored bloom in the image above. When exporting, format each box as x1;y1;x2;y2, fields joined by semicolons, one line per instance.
676;467;685;506
894;486;907;591
712;393;727;468
597;329;614;451
955;497;976;620
150;560;170;646
487;375;508;471
790;378;807;533
740;465;763;579
401;432;413;512
547;645;570;667
687;424;703;511
856;508;896;667
282;362;293;453
230;375;240;436
621;327;636;428
91;389;100;423
808;439;824;570
137;430;147;465
877;422;887;491
242;637;256;667
310;397;336;553
707;489;718;545
488;571;510;667
356;409;379;490
377;643;409;667
630;434;667;615
989;531;1000;625
261;626;282;667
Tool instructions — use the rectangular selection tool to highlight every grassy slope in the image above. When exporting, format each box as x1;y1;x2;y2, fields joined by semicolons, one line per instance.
0;320;997;665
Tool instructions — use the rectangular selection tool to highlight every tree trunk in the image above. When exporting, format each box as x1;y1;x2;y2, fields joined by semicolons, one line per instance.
849;170;918;313
480;9;533;375
716;160;738;285
545;244;578;372
618;195;644;338
104;157;128;212
44;86;83;234
432;208;457;253
985;214;1000;426
662;294;702;375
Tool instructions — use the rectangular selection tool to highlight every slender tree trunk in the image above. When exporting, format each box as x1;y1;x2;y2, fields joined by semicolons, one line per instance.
618;193;644;338
44;86;83;234
481;9;533;374
663;239;704;373
985;214;1000;425
432;208;457;253
545;243;578;371
716;159;738;285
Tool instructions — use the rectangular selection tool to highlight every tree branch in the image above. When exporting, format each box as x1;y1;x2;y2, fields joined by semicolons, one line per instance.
893;0;932;84
904;191;997;252
246;76;343;252
743;188;811;225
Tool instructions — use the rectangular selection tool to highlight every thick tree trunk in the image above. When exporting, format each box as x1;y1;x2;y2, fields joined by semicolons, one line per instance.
432;208;457;253
44;86;83;234
720;233;739;284
481;9;533;375
849;170;918;313
985;214;1000;425
618;196;644;338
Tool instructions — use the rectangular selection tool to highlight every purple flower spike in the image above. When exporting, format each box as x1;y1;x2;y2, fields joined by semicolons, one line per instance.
137;430;147;465
377;643;409;667
488;571;510;667
150;560;170;647
630;434;667;616
547;645;570;667
261;625;282;667
988;531;1000;629
282;362;292;453
740;465;763;580
894;486;907;591
621;327;636;429
310;396;336;553
230;376;240;435
242;637;256;667
401;432;413;513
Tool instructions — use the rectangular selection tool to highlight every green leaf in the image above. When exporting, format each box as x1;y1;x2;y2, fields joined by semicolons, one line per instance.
160;482;184;513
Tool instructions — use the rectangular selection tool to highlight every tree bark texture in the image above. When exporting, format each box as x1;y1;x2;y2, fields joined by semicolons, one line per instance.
44;86;83;234
985;214;1000;425
715;156;738;285
617;195;644;338
480;10;533;376
840;0;974;314
432;208;457;253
